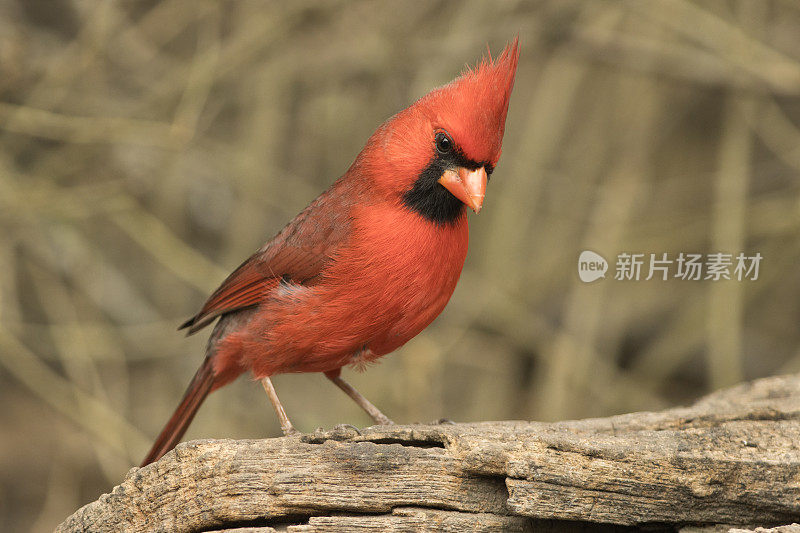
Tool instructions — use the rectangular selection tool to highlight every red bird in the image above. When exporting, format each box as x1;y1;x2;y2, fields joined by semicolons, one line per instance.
141;39;519;466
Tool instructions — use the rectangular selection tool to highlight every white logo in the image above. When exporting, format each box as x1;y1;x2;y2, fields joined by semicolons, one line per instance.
578;250;608;283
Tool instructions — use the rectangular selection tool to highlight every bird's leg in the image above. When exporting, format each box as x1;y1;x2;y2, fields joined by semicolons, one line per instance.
325;370;394;425
260;377;299;436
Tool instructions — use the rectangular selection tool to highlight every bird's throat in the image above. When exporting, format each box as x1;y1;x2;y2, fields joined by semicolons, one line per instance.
402;159;467;226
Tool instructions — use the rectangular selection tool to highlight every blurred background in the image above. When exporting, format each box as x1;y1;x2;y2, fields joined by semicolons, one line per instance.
2;0;800;530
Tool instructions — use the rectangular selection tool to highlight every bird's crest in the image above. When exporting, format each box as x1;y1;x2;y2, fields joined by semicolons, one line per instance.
416;37;520;166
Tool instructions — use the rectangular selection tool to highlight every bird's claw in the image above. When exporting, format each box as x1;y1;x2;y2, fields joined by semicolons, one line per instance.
332;423;363;437
372;415;395;426
281;426;301;437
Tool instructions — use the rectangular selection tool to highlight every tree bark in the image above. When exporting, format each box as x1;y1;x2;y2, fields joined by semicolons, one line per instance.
57;374;800;532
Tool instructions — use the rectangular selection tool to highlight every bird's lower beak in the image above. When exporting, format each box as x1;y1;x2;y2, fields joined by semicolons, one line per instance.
437;166;488;213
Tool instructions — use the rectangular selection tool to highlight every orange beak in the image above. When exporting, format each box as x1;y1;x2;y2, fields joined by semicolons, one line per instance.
437;166;488;213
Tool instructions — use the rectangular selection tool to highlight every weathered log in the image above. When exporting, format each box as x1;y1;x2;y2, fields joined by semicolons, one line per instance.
58;374;800;532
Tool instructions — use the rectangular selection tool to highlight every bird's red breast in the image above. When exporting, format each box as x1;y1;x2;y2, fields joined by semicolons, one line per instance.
231;197;470;379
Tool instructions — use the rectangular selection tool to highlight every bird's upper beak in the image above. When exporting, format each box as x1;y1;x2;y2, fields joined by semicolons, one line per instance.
437;166;488;213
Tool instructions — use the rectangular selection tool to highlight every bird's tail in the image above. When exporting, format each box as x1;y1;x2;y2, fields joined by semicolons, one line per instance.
140;356;215;466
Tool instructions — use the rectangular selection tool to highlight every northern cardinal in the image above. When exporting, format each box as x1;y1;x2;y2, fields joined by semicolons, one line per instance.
141;39;519;466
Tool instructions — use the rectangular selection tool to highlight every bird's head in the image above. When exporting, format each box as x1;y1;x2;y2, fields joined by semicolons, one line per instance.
362;38;519;225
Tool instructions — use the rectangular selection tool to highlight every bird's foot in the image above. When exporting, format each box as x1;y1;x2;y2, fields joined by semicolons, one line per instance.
281;424;301;437
371;413;395;426
332;423;363;436
310;423;362;441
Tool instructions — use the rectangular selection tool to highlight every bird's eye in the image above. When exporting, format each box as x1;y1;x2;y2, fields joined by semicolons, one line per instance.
435;131;453;154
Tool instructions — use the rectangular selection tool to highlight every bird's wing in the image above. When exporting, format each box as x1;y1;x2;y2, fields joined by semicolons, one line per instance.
179;180;353;334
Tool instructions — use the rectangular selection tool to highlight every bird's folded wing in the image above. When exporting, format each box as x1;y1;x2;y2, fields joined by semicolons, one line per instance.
179;181;352;334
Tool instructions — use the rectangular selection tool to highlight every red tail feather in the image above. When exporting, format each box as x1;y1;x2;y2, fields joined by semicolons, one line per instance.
140;357;215;466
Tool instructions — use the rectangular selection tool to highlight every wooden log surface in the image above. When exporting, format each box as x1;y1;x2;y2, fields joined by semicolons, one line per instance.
58;374;800;532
